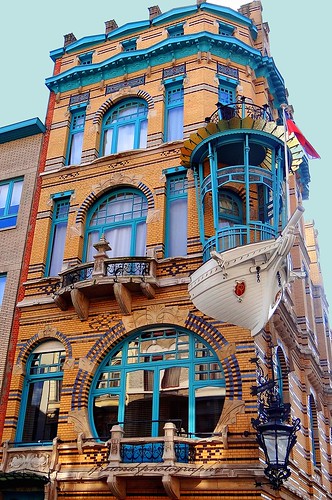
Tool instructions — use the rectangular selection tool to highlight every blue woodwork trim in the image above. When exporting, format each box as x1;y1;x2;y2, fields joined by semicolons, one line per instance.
45;32;285;104
99;98;148;157
162;74;186;86
50;4;256;61
0;117;45;144
15;343;65;444
200;4;258;39
162;166;187;175
83;187;148;261
106;21;150;42
44;197;71;277
164;171;188;257
63;34;106;55
151;5;197;26
51;190;74;200
65;107;87;166
88;326;226;438
0;177;24;230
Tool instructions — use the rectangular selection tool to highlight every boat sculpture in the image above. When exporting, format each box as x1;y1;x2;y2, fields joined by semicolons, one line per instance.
188;206;304;336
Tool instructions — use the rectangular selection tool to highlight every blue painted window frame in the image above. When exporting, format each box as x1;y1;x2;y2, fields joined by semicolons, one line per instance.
122;38;137;52
15;342;65;446
78;51;93;65
165;171;188;257
0;177;23;229
100;99;148;156
164;81;184;142
45;196;71;276
89;326;225;439
65;106;86;166
218;82;236;106
218;21;235;36
218;189;243;226
167;24;184;37
0;273;6;306
84;188;148;262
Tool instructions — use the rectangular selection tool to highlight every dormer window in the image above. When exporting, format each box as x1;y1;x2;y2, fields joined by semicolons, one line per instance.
167;23;184;38
218;21;235;36
122;38;137;52
78;52;93;65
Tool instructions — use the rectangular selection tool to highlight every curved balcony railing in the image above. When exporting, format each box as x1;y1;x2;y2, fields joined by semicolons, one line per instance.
201;165;274;198
61;263;94;288
205;96;273;123
203;223;276;262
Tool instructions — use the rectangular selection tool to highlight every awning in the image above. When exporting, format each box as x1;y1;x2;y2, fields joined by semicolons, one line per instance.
0;471;49;485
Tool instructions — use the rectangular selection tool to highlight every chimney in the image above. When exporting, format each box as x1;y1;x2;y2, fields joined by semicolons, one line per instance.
197;0;206;5
105;19;118;35
64;33;77;47
148;6;162;21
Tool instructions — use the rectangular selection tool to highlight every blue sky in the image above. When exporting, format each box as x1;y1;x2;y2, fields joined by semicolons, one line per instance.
1;0;330;314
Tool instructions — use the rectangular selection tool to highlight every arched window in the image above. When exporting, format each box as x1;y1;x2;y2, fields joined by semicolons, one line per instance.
100;99;148;156
90;327;225;439
218;190;243;227
16;341;65;445
85;189;148;261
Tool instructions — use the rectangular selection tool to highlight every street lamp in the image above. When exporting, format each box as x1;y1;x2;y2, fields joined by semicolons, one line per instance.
251;356;301;490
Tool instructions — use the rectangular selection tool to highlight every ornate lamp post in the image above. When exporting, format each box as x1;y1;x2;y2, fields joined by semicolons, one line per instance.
251;356;301;490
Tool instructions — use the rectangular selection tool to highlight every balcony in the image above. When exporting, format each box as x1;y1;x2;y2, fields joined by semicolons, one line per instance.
205;96;273;123
203;223;276;262
53;237;157;319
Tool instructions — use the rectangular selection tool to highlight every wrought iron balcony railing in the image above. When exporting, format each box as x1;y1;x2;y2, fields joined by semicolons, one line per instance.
59;257;153;288
53;256;157;319
205;96;273;124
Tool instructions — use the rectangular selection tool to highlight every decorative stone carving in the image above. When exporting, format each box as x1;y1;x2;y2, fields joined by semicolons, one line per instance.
38;325;58;338
95;173;143;193
8;452;50;473
122;305;189;331
68;409;92;436
63;357;75;370
12;362;25;376
217;342;236;361
214;400;245;432
78;357;95;373
146;208;160;223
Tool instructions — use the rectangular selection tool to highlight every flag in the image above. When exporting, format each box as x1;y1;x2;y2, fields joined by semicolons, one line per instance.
284;111;320;160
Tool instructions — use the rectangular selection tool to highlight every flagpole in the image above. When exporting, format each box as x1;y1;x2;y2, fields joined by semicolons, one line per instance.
281;103;291;221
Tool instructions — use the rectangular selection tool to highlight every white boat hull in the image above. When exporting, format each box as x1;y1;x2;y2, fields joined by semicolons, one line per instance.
189;207;304;336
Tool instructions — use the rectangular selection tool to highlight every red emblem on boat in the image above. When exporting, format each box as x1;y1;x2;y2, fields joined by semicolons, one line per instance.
234;280;246;298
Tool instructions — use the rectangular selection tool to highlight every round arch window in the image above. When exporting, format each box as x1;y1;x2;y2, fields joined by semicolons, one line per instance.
89;326;226;439
16;340;65;444
85;189;148;261
101;99;148;156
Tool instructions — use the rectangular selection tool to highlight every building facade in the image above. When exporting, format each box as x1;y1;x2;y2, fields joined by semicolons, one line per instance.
0;1;331;499
0;118;45;427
